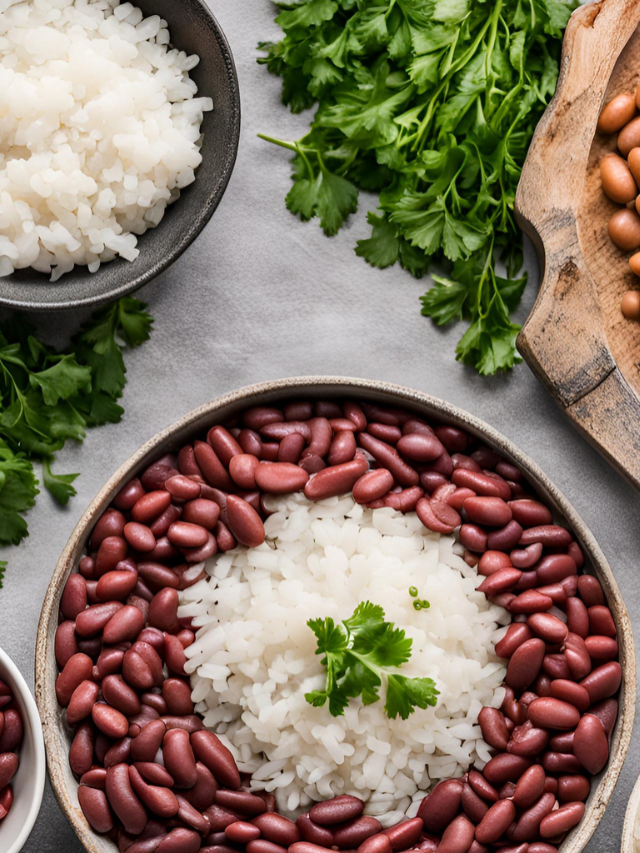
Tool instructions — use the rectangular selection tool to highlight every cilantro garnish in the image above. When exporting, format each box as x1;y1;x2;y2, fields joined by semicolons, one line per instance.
0;298;153;572
305;600;439;720
258;0;577;373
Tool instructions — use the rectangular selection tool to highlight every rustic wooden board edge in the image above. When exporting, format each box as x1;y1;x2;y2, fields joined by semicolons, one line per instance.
515;0;640;490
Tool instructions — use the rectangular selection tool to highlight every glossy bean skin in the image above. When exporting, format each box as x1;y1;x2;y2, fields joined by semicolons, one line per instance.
78;785;114;833
475;799;516;844
105;763;147;834
513;765;546;809
436;815;475;853
600;152;638;203
539;802;585;838
191;730;241;789
598;92;636;133
609;207;640;250
573;714;609;774
506;639;546;690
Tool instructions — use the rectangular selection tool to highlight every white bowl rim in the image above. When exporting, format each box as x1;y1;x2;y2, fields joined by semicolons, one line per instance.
0;646;46;853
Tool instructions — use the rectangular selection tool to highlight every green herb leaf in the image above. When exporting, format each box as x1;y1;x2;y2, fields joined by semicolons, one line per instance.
43;458;79;506
305;600;438;719
259;0;578;373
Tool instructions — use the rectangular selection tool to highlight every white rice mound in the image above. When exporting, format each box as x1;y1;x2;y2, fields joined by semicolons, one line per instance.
181;493;510;824
0;0;213;280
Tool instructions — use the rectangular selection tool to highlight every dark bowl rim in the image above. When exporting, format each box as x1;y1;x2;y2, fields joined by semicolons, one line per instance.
0;0;241;313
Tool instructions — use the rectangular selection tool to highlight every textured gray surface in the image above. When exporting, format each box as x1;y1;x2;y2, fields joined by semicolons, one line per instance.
2;1;638;851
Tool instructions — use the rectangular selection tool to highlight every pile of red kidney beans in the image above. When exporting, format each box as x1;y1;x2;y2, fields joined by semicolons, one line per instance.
0;679;21;824
54;399;621;853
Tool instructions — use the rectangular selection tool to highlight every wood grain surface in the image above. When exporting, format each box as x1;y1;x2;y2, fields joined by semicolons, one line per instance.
516;0;640;487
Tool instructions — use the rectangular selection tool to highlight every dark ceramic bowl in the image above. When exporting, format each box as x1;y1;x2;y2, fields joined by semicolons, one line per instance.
1;0;240;311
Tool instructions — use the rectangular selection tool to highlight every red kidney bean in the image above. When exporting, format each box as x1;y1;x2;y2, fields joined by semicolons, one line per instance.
308;795;364;826
508;500;552;528
564;634;592;681
558;775;590;803
527;697;581;730
96;570;139;602
178;445;202;476
191;730;240;789
238;429;263;457
417;779;463;833
487;520;523;551
477;568;522;597
452;468;509;499
96;536;129;576
252;813;300;846
91;509;127;550
261;421;311;442
436;815;475;853
296;814;335;846
428;498;461;528
430;424;465;451
475;799;516;844
254;462;309;494
70;721;94;776
352;469;393;504
194;442;233;490
588;605;616;638
510;543;543;570
129;765;179;818
495;624;533;659
78;785;114;833
216;790;267;817
519;525;572;547
573;713;609;774
132;492;172;525
513;765;546;809
56;653;94;706
61;575;88;621
67;680;100;725
181;499;219;530
565;597;589;639
333;816;381;847
130;720;167;763
137;562;180;591
420;471;448;493
92;703;129;739
304;457;369;501
164;633;187;675
102;675;141;717
357;433;418;487
276;433;307;464
459;524;488;552
106;763;147;834
247;841;287;853
468;771;498;803
156;828;202;853
446;486;476;511
464;497;512;527
541;751;582;773
396;432;444;462
55;621;79;668
161;678;193;717
103;605;145;644
149;588;180;634
78;556;95;579
123;522;156;552
543;654;571;680
114;478;145;510
508;590;553;615
539;802;585;838
461;783;488;823
548;679;590;713
380;817;422;851
208;427;243;467
478;551;512;576
167;521;209;549
510;792;556;843
164;475;201;502
483;754;531;785
528;846;559;853
536;554;576;586
416;498;457;535
451;453;481;472
225;820;261;843
368;423;401;444
478;707;509;750
577;575;605;607
162;728;197;789
527;612;568;644
291;843;338;853
356;836;393;853
285;402;314;421
0;753;18;791
506;639;545;690
225;495;265;547
507;720;549;757
585;635;618;661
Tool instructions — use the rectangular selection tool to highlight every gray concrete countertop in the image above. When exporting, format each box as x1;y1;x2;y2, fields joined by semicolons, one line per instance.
3;1;638;851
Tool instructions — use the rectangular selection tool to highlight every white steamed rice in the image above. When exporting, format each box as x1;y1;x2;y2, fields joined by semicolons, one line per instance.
180;493;510;824
0;0;213;280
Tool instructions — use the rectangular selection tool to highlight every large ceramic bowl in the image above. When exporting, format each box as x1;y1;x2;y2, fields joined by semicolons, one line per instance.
0;0;240;311
0;646;46;853
35;377;636;853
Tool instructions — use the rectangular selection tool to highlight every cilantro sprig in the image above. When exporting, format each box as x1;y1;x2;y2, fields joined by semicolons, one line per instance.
0;297;153;562
259;0;577;373
305;600;439;720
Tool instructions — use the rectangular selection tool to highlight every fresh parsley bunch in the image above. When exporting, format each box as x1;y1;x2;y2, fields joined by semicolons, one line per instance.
259;0;577;374
306;600;439;719
0;298;153;569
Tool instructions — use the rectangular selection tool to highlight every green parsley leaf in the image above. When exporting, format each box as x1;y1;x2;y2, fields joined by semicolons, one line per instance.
259;0;578;373
305;600;438;719
42;458;79;506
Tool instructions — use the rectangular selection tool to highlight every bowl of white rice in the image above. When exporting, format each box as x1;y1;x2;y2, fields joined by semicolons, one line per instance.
35;377;635;853
0;0;240;310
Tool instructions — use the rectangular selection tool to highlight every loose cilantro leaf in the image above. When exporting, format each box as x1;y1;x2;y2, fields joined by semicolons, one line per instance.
305;600;439;719
259;0;578;373
0;298;154;577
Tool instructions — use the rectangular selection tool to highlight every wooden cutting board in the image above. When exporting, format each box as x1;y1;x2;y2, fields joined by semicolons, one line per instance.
516;0;640;488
